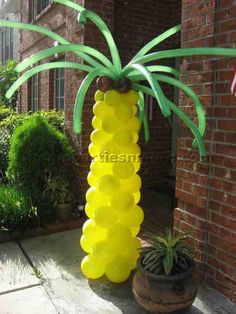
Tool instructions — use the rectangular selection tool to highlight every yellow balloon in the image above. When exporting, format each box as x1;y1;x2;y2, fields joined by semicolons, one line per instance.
119;205;144;227
114;103;133;122
98;174;120;195
82;219;106;241
100;141;121;156
132;105;138;115
107;225;132;245
81;254;105;279
87;171;98;187
131;226;140;237
123;143;141;157
105;256;131;283
112;162;134;179
92;116;101;129
133;160;141;172
113;129;133;147
91;240;116;263
111;191;134;212
94;90;104;102
123;174;142;193
80;235;93;253
90;159;112;176
88;143;99;158
132;132;139;143
129;116;141;132
120;238;139;259
93;101;114;119
126;90;139;105
134;237;142;251
90;129;110;146
86;187;109;207
85;203;95;219
94;205;118;228
101;116;122;133
104;90;123;107
133;191;141;204
130;253;140;270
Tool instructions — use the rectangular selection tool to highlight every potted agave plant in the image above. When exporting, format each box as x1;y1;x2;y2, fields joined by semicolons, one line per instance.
133;230;197;313
44;176;74;220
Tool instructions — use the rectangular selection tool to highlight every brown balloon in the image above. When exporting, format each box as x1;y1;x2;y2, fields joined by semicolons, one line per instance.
114;77;132;93
96;76;114;92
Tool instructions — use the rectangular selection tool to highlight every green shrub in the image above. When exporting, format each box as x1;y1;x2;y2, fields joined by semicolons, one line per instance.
0;110;64;180
40;110;64;132
0;104;16;122
0;185;37;230
0;60;18;109
0;113;29;180
7;115;73;217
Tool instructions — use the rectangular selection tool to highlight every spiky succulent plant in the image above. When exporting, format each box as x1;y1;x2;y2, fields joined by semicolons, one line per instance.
141;231;194;276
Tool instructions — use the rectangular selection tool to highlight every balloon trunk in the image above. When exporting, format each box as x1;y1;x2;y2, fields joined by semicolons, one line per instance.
80;89;144;283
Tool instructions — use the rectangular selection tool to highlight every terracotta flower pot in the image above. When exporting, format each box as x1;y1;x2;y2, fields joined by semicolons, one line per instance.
132;256;198;313
56;203;72;220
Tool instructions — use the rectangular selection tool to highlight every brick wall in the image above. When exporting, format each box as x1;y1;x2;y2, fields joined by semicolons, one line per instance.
20;0;67;112
73;0;182;197
19;0;181;198
174;0;236;302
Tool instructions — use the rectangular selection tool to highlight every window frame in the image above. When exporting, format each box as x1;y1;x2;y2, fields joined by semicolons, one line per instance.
29;0;51;22
30;72;39;113
54;66;65;111
0;22;14;64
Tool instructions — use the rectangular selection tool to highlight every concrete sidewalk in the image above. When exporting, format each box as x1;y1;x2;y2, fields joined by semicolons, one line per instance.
0;229;235;314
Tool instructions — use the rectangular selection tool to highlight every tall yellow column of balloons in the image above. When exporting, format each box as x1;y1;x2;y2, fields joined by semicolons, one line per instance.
80;89;144;283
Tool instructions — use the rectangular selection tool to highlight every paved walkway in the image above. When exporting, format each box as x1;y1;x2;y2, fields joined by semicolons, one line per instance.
1;229;235;314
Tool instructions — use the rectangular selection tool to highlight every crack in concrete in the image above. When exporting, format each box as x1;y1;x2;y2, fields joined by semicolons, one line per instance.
16;240;60;314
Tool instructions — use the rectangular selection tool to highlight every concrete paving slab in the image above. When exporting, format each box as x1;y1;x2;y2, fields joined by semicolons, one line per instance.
0;242;40;294
0;286;58;314
21;229;145;314
21;229;84;281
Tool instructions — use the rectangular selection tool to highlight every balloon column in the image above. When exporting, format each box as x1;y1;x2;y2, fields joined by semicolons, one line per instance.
81;89;143;282
1;0;235;283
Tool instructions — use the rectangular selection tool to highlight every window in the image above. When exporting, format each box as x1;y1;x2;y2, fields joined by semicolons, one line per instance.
29;0;50;21
0;23;14;64
39;0;50;12
29;0;37;22
54;67;65;110
31;74;39;112
0;29;5;63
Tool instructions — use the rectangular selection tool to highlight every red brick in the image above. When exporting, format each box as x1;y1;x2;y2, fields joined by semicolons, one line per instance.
176;0;236;301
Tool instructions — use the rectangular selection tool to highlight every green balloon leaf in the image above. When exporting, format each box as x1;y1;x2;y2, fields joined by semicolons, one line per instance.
138;92;150;143
4;1;236;159
6;62;94;99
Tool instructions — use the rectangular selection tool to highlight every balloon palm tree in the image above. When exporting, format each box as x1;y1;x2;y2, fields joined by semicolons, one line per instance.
1;0;235;283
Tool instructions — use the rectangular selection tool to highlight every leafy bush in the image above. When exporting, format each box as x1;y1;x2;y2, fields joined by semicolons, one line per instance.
141;230;194;275
0;185;37;230
0;113;29;179
0;110;64;180
0;104;16;122
0;60;18;109
7;115;73;217
40;110;64;132
43;176;74;206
